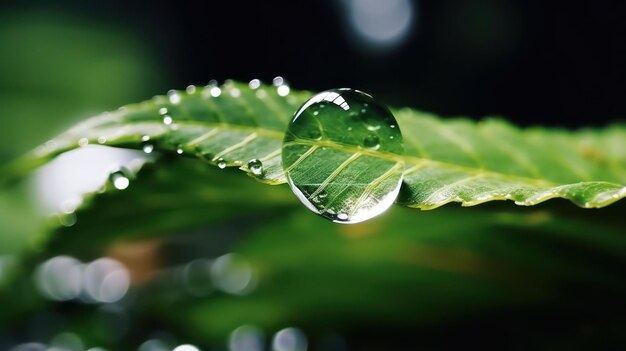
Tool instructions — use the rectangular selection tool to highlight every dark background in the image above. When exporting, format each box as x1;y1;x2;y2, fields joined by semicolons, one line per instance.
3;0;626;128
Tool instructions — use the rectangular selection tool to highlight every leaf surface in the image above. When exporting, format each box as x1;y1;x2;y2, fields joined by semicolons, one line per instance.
6;81;625;210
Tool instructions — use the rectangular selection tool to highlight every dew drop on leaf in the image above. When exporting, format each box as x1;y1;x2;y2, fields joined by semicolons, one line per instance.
217;158;227;169
282;88;405;224
109;168;131;190
363;134;380;149
141;136;154;154
248;159;263;176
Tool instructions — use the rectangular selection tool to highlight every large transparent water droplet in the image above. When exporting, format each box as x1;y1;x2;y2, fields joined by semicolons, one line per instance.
282;88;404;224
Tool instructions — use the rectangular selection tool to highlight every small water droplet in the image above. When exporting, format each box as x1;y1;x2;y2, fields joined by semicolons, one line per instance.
217;158;227;169
247;159;263;176
208;79;219;87
159;107;168;115
177;147;184;154
363;134;380;149
141;136;153;153
168;90;181;104
277;85;290;96
97;136;107;144
210;87;222;97
186;85;197;94
142;144;154;154
273;76;285;86
78;138;89;147
163;116;173;125
282;88;404;224
249;79;261;90
390;124;396;128
361;108;367;113
60;213;77;227
109;168;131;190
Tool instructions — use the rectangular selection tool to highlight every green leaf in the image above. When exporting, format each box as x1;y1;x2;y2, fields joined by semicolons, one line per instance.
5;81;625;210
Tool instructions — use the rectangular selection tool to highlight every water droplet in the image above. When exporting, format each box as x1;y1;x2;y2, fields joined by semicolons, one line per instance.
217;158;227;169
273;76;285;86
186;85;197;94
363;134;380;150
60;212;77;227
97;136;107;144
277;85;290;96
109;169;130;190
390;124;396;128
282;88;404;224
208;79;219;87
159;107;168;115
210;86;221;97
163;116;173;125
141;136;154;154
78;138;89;147
168;90;181;104
249;79;261;89
248;159;263;176
142;144;154;154
176;147;184;155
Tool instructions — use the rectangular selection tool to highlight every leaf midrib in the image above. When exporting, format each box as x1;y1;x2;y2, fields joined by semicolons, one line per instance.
285;139;560;188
